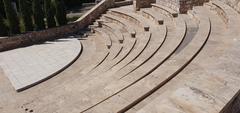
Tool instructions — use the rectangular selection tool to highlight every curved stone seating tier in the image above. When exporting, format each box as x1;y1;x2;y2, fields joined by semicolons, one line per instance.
84;14;139;75
87;27;125;73
130;5;239;113
209;0;230;25
115;24;167;76
188;10;201;23
79;34;111;75
61;31;151;89
119;11;210;113
76;31;138;82
89;32;152;76
0;38;82;91
100;21;125;43
73;15;187;113
84;10;210;113
209;0;240;32
93;28;113;49
140;8;164;25
92;35;136;75
93;26;124;61
108;7;150;31
95;33;137;73
102;14;137;38
152;3;178;18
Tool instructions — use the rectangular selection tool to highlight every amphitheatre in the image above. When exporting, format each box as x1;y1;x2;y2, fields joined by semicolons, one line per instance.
1;0;240;112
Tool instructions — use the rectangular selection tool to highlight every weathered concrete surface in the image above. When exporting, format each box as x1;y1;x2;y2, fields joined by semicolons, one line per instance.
0;38;81;91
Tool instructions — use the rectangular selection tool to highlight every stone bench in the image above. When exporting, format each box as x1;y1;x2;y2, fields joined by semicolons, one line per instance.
75;15;188;113
102;14;137;38
117;8;211;113
96;20;125;43
87;9;212;112
141;8;164;25
211;1;229;24
152;3;178;18
108;9;150;31
94;28;113;49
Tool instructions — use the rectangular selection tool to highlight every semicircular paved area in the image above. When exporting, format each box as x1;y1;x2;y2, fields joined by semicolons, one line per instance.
0;38;82;91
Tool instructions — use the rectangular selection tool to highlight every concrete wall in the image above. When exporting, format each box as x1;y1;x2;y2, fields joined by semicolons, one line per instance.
0;0;114;52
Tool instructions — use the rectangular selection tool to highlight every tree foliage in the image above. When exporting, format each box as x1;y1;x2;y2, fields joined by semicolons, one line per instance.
19;0;33;31
32;0;45;30
44;0;56;28
54;0;67;26
0;14;8;36
3;0;20;34
0;0;6;18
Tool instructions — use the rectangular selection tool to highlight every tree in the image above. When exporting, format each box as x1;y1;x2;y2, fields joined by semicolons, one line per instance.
32;0;45;30
54;0;67;25
0;14;8;36
44;0;56;28
19;0;33;31
0;0;6;18
3;0;20;34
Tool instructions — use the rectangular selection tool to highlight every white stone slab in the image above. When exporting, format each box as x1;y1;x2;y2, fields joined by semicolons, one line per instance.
0;38;81;91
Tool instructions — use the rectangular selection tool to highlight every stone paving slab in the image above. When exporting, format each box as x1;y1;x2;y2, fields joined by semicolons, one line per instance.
0;38;81;91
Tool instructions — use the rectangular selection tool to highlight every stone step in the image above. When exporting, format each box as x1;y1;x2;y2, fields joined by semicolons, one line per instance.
94;28;113;49
102;14;137;38
88;11;209;113
132;6;230;113
73;15;187;113
152;3;178;18
108;8;150;31
141;8;164;25
100;21;125;43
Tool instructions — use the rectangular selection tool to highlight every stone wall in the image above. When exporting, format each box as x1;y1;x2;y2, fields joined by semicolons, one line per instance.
133;0;210;13
157;0;180;11
133;0;156;11
0;0;114;52
179;0;209;13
